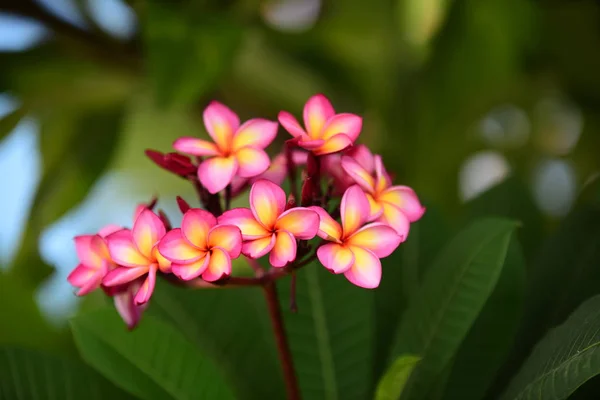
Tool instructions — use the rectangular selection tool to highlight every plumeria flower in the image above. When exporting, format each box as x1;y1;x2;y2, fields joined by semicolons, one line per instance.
311;186;402;289
103;209;170;305
158;209;242;281
173;101;278;194
278;94;362;155
218;180;320;267
341;153;425;237
230;150;308;197
321;144;375;195
67;224;120;296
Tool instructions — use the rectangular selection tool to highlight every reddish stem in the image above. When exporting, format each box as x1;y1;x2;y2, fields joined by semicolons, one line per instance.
263;282;301;400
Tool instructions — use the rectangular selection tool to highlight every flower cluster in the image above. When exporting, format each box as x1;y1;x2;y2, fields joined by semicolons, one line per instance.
67;94;424;328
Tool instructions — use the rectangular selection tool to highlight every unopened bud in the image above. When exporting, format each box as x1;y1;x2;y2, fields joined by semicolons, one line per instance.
176;196;191;214
285;194;296;210
145;149;197;177
300;177;315;206
158;210;172;230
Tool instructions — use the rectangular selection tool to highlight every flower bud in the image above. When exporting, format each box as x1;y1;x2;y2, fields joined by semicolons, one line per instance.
176;196;191;214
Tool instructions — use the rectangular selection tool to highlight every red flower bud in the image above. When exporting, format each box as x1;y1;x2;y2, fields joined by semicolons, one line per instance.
300;177;315;206
176;196;191;214
145;149;196;177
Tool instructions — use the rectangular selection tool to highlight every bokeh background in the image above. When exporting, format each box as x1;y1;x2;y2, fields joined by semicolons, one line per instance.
1;0;599;383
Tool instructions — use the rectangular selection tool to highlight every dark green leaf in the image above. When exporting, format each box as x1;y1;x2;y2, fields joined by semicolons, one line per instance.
0;346;131;399
150;282;285;400
143;3;242;107
391;218;518;400
0;273;67;352
7;105;124;288
276;264;374;400
373;204;449;381
513;205;600;368
501;294;600;400
442;238;526;400
71;308;235;400
376;355;420;400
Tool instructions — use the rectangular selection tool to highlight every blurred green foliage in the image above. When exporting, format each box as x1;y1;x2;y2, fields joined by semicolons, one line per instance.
1;0;600;399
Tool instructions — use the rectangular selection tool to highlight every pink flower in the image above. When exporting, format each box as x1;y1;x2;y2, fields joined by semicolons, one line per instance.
173;101;278;194
218;180;320;267
341;154;425;237
67;225;121;296
230;150;308;197
158;209;242;281
278;94;362;155
321;144;375;195
311;185;402;289
103;209;170;305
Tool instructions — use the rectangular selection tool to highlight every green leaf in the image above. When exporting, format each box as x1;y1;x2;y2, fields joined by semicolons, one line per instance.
0;346;131;399
391;217;518;399
0;273;71;353
376;355;421;400
276;264;374;400
7;105;124;288
150;282;285;399
373;204;449;381
70;308;235;400
0;107;26;142
513;204;600;369
441;238;526;400
501;294;600;400
143;3;242;107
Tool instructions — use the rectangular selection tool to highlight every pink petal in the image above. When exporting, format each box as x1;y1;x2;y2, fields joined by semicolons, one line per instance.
218;208;271;240
278;111;306;138
254;154;287;186
230;176;249;197
378;202;410;239
134;264;157;305
198;156;238;194
303;94;335;138
374;155;392;193
366;193;384;221
346;144;375;174
202;247;232;281
203;101;239;152
158;229;205;263
181;209;216;248
308;206;342;241
250;179;286;229
232;118;278;151
74;235;103;269
173;137;220;156
275;207;319;240
98;224;122;238
314;134;353;156
103;266;148;287
132;209;166;259
321;113;362;141
317;243;355;273
344;246;381;289
378;186;426;222
346;223;402;258
269;230;297;268
341;156;375;192
340;185;370;238
207;225;242;258
297;138;326;150
67;264;105;295
171;255;211;281
242;234;276;259
235;147;270;178
106;230;150;267
114;283;145;330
